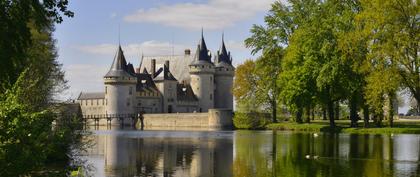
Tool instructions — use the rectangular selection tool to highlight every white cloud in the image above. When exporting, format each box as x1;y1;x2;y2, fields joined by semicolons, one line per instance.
110;12;117;19
124;0;275;30
74;41;193;61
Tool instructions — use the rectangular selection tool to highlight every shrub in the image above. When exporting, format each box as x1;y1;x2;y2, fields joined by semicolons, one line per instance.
233;112;270;129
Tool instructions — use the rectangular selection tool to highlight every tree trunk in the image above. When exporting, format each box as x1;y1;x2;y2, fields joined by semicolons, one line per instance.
328;99;335;127
388;93;395;127
362;105;369;128
272;99;277;123
311;107;315;121
296;107;303;123
350;95;358;128
322;106;327;120
374;111;383;127
305;105;311;123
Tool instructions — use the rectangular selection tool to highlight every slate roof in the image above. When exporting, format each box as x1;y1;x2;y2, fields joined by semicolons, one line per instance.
104;45;133;77
215;34;233;66
191;30;213;65
77;92;105;100
153;65;177;81
135;72;160;92
140;55;194;82
177;83;198;102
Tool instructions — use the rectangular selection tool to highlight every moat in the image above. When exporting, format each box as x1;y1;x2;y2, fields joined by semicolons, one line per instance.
78;128;420;177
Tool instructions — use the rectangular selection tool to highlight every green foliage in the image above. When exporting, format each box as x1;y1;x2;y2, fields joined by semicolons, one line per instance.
0;71;82;176
0;0;73;91
0;1;75;175
233;112;270;129
242;0;418;129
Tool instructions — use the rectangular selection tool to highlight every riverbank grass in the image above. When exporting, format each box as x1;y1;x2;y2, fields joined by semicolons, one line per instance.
267;120;420;134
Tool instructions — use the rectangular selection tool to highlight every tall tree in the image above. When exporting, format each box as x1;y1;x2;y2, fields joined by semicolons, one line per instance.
0;0;73;91
233;60;261;112
357;0;419;116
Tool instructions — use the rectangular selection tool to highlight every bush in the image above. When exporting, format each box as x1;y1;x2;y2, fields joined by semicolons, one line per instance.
233;112;270;129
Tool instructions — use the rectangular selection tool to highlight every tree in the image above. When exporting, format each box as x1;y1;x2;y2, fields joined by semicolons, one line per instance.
356;0;419;120
233;60;261;112
254;49;283;123
0;0;73;91
0;0;74;175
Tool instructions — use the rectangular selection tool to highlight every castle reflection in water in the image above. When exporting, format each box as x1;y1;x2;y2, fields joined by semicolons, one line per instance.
86;128;233;177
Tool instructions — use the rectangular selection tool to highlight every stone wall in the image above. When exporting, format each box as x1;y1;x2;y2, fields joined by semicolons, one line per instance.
139;109;233;130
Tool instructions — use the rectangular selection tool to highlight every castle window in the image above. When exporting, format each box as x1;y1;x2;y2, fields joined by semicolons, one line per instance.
129;87;133;95
85;100;87;106
91;100;93;105
96;99;99;105
105;86;107;94
210;94;213;100
202;66;204;68
102;99;104;105
127;98;130;106
210;77;212;81
106;99;108;105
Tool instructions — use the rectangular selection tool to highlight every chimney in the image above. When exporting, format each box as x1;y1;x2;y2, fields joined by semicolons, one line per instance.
165;60;170;69
184;49;191;55
151;59;156;76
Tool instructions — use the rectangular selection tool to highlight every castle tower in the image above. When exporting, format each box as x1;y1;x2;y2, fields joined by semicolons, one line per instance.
189;31;215;112
104;45;137;125
214;34;234;110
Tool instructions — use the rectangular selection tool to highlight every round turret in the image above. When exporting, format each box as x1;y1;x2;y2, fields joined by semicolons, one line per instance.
189;32;215;112
214;36;235;110
104;46;137;125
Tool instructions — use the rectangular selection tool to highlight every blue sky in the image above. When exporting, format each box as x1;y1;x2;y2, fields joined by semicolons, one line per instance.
55;0;274;99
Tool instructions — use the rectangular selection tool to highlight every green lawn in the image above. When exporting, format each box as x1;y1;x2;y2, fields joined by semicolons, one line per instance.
266;119;420;134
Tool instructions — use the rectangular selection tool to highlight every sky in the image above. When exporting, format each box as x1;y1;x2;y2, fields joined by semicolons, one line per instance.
54;0;410;113
55;0;274;99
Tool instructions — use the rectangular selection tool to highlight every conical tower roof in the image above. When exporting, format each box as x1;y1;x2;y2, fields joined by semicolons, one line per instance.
104;45;132;77
191;29;212;65
216;33;232;66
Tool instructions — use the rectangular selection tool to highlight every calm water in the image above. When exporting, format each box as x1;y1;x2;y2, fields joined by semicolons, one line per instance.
80;129;420;177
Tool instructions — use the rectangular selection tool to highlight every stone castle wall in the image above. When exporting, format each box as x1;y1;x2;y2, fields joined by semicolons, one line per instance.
139;109;233;130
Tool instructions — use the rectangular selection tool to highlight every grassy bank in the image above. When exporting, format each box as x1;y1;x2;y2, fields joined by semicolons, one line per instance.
266;120;420;134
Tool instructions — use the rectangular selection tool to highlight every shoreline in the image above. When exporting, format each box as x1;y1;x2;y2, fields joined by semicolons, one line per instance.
266;120;420;134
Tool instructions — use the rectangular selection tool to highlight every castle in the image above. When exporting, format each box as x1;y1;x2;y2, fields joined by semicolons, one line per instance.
76;32;235;122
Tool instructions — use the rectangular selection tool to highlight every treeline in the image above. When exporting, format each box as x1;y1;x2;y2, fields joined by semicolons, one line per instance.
234;0;419;128
0;1;80;176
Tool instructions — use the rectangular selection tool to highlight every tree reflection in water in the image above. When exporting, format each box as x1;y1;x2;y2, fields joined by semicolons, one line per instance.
233;131;420;177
